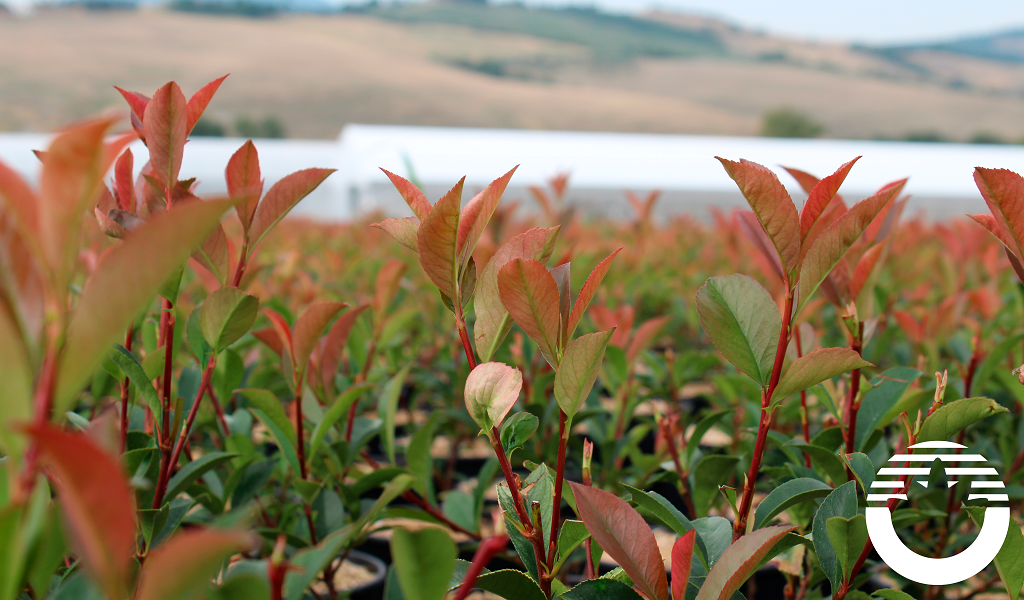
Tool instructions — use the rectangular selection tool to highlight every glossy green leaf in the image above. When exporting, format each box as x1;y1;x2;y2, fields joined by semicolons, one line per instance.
695;274;781;387
164;452;238;504
392;528;457;600
237;389;296;448
855;367;920;451
109;344;159;413
561;579;644;600
556;520;591;564
811;481;858;592
826;514;868;583
753;478;831;529
500;412;539;458
966;506;1024;600
308;383;373;462
201;287;259;352
917;397;1009;443
771;348;872;407
873;591;917;600
555;329;614;419
692;455;739;517
0;304;30;457
380;365;412;464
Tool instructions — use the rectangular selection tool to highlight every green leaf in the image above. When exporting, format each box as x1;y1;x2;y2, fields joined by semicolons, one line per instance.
186;308;212;369
695;274;781;386
855;368;920;451
917;397;1009;443
391;528;457;600
247;411;300;475
56;197;235;410
771;348;872;407
753;478;831;529
873;591;917;600
109;344;159;414
464;362;523;431
811;481;858;592
555;329;615;419
794;443;849;486
685;410;729;463
556;520;591;566
843;453;876;493
454;569;547;600
135;528;253;600
692;455;740;517
201;288;259;352
826;514;868;583
501;412;539;458
284;526;359;600
307;383;373;463
442;490;477;532
0;304;30;458
694;525;797;600
379;365;412;464
406;413;440;500
560;579;644;599
965;506;1024;600
164;452;238;504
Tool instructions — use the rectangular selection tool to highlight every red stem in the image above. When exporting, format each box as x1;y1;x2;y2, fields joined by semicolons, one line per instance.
661;417;697;518
794;332;811;467
456;310;478;371
154;356;215;508
548;411;568;568
733;289;792;541
844;323;864;455
120;323;134;454
452;535;510;600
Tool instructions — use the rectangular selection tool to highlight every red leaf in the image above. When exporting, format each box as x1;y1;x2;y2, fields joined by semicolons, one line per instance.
798;179;906;313
185;74;228;135
292;301;347;383
548;262;572;345
718;158;801;278
736;211;784;282
114;86;149;141
568;481;669;600
781;166;820;196
566;248;621;341
381;168;432;221
457;166;517;264
226;140;263;230
27;423;136;600
316;304;368;393
0;157;39;240
192;222;231;285
498;258;562;367
626;316;669;364
473;226;561;362
371;217;420;252
263;309;294;362
974;167;1024;261
113;148;134;212
374;259;408;319
694;526;796;600
135;528;254;600
416;178;464;299
797;157;859;244
143;82;188;192
671;530;695;600
849;243;885;301
249;168;334;248
253;326;285;357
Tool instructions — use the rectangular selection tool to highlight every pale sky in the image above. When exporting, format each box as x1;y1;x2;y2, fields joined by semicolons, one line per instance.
520;0;1024;44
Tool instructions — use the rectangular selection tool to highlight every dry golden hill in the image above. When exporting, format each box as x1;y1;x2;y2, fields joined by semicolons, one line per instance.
1;7;1023;141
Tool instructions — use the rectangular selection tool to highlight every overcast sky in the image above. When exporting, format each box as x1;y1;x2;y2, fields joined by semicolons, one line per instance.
520;0;1024;44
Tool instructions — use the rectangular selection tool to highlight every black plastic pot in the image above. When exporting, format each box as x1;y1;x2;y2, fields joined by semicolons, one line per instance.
321;550;387;600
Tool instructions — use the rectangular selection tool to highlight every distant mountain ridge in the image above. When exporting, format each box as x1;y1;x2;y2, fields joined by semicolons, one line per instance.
890;29;1024;64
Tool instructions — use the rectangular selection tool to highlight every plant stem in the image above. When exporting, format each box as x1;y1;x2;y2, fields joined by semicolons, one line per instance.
152;298;176;509
452;534;510;600
794;332;811;467
733;289;793;541
120;323;134;454
232;241;249;288
844;322;864;455
455;310;479;370
660;416;697;518
548;410;568;568
153;355;215;508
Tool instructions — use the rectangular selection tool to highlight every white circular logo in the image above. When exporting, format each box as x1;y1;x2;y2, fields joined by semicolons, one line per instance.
865;440;1009;586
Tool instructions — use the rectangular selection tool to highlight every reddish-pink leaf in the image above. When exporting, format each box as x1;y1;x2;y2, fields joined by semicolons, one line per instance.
798;179;906;313
566;248;621;341
113;148;134;212
253;326;285;358
38;116;118;285
56;198;235;409
249;168;334;248
292;301;347;383
114;86;149;141
569;481;669;600
143;82;188;193
374;259;408;319
371;217;420;252
192;223;231;285
781;166;820;196
671;530;696;600
0;158;39;241
498;258;562;367
974;167;1024;260
135;528;254;600
226;140;263;230
27;423;136;600
315;304;368;393
797;157;859;244
263;309;294;359
416;178;463;299
457;166;517;264
849;243;886;301
695;526;796;600
626;316;669;364
819;258;850;307
736;210;785;282
548;262;572;345
718;158;801;278
474;226;561;362
381;168;432;221
185;74;228;135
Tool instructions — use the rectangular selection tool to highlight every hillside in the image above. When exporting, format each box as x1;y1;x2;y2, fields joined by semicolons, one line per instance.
1;6;1023;141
